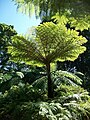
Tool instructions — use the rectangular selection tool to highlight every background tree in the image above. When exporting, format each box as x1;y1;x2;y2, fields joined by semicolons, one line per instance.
0;23;17;72
8;21;87;98
13;0;90;24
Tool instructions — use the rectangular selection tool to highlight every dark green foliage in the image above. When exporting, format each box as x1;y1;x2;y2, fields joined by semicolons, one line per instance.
0;62;45;93
0;84;45;120
0;70;90;120
0;23;17;72
0;72;24;93
23;66;45;84
72;30;90;78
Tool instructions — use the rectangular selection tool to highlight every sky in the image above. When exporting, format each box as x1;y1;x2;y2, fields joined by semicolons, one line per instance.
0;0;41;34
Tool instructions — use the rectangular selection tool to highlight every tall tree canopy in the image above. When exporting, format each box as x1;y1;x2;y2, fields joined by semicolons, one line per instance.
13;0;90;16
13;0;90;22
12;0;90;33
8;21;87;98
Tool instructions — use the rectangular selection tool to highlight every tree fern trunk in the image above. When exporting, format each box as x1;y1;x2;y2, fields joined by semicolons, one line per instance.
46;63;53;98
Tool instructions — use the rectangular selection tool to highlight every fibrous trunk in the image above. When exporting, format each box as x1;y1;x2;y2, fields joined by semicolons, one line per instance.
46;63;53;98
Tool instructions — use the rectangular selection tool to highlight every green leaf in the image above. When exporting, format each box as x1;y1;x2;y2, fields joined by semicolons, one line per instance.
16;72;24;78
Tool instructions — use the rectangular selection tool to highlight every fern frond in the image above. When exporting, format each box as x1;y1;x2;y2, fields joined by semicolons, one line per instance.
53;70;83;86
8;21;87;66
32;76;47;91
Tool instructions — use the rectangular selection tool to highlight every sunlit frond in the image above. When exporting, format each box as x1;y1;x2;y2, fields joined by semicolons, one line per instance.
8;21;87;66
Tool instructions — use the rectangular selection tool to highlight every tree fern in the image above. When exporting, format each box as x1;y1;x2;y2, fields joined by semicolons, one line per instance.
8;21;87;98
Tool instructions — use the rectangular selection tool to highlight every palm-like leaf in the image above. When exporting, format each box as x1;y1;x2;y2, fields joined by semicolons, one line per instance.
8;21;87;65
53;70;83;86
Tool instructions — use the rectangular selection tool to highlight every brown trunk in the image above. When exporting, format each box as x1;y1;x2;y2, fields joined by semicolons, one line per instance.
46;63;53;98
